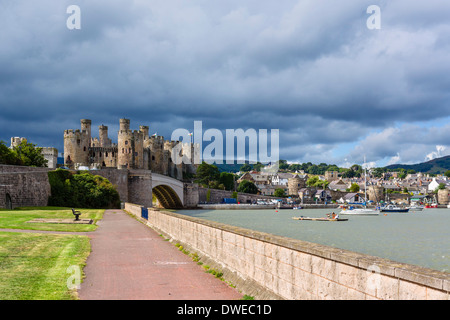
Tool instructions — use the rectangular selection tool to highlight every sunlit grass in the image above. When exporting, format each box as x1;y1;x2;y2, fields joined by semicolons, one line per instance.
0;207;104;232
0;231;90;300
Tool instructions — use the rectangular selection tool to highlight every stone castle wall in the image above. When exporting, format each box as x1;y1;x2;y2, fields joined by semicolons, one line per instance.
0;165;51;209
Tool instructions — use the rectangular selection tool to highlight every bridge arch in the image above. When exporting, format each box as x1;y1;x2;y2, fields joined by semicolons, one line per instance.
151;173;184;209
152;185;183;209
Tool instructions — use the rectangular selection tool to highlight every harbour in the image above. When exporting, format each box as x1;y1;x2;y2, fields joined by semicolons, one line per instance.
176;207;450;273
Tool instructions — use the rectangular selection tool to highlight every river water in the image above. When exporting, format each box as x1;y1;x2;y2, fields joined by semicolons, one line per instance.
175;207;450;272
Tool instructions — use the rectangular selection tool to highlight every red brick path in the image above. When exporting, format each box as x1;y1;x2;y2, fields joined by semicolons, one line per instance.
78;210;243;300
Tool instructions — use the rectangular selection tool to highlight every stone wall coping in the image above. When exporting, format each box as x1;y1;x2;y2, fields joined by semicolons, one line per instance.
147;207;450;292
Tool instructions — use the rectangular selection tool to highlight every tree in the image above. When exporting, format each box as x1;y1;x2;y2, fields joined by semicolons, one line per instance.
12;140;48;167
240;163;252;172
349;183;360;192
253;162;264;172
277;160;289;170
47;169;120;208
437;183;446;190
306;176;329;189
195;162;220;186
237;180;258;194
306;176;319;187
444;170;450;178
219;172;235;191
274;188;286;197
0;141;18;165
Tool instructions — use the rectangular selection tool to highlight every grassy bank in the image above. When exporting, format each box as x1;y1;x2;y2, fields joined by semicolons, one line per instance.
0;207;104;232
0;207;103;300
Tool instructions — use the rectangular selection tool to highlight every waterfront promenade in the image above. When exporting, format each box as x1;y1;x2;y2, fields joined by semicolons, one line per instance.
78;209;243;300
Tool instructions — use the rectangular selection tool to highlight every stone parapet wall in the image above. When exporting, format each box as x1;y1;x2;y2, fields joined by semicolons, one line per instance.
124;203;449;300
0;165;51;209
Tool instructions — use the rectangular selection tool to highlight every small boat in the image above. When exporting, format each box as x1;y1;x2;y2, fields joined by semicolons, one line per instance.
292;216;348;222
293;206;303;210
340;156;379;216
407;205;424;211
340;207;379;215
380;204;409;213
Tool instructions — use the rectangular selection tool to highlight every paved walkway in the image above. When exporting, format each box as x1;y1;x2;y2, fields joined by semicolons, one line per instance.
78;210;243;300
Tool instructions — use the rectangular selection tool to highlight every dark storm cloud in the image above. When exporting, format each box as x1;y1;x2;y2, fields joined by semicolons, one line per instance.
1;0;450;165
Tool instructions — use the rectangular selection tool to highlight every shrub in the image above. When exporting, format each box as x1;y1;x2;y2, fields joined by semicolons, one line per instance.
48;169;120;208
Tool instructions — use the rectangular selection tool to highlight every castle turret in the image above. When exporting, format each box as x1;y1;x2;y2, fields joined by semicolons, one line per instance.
288;175;306;196
80;119;92;139
64;119;92;168
118;119;132;168
99;125;111;147
119;118;130;131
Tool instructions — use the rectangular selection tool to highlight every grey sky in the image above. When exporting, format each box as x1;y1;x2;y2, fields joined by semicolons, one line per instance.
1;0;449;167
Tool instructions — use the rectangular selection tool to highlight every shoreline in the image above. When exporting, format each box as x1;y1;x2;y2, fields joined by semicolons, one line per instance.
193;204;449;210
196;203;341;210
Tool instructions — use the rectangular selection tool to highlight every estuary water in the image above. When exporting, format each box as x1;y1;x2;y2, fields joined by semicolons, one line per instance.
175;207;450;272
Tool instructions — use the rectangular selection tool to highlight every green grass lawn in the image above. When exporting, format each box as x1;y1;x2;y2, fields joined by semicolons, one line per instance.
0;207;104;300
0;231;91;300
0;207;104;232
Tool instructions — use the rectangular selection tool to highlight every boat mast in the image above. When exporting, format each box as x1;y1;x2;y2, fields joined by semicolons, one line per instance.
364;156;367;208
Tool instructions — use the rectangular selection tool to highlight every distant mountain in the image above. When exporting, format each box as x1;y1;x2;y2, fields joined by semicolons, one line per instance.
385;155;450;174
215;163;244;173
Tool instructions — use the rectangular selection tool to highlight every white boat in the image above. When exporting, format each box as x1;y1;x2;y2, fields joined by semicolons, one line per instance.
408;205;424;211
340;206;379;215
380;204;409;213
340;157;379;216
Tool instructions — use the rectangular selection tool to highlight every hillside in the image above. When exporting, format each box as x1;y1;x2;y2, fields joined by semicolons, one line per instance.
385;155;450;174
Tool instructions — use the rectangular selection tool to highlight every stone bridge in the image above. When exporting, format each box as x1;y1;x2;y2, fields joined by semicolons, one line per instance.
94;168;198;209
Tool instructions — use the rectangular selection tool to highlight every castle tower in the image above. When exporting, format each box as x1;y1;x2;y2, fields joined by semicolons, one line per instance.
99;125;111;147
80;119;92;140
438;189;449;205
10;137;27;148
288;175;306;196
118;119;133;169
140;126;149;139
64;119;92;168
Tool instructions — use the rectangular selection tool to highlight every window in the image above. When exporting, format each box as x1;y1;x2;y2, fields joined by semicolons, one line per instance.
125;141;128;145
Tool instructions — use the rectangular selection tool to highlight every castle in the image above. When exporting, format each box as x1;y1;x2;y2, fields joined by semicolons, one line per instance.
64;119;199;180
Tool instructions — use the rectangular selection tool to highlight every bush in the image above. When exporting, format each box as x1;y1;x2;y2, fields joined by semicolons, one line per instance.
48;169;120;208
237;180;258;194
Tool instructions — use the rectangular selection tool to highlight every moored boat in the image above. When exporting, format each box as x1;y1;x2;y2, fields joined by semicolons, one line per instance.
380;204;409;213
340;207;379;215
292;216;348;222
